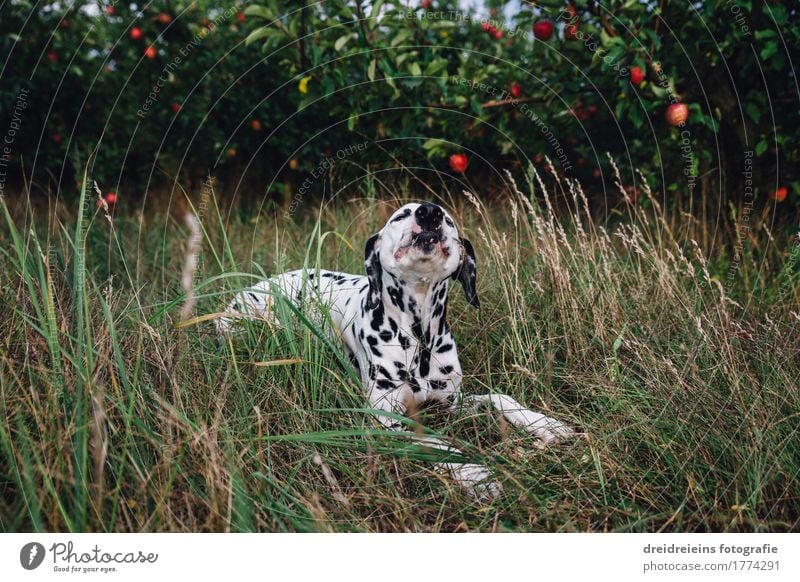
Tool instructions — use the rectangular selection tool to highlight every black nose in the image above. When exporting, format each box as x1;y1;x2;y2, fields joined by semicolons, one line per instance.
415;203;444;231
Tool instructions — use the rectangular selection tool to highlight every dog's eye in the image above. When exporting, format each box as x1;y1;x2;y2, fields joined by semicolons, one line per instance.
445;217;455;228
391;208;412;223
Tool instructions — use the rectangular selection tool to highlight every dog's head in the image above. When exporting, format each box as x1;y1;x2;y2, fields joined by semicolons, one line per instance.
364;202;479;309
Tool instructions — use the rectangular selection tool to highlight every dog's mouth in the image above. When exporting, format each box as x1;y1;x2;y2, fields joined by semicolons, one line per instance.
411;230;442;254
394;230;451;261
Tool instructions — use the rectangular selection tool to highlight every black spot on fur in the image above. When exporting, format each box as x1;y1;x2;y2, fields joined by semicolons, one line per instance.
398;333;410;350
379;330;393;342
430;380;447;391
407;297;417;311
376;379;395;390
437;314;448;336
419;350;430;377
387;285;404;310
408;377;422;393
391;208;412;223
440;366;454;374
370;303;384;331
438;343;453;353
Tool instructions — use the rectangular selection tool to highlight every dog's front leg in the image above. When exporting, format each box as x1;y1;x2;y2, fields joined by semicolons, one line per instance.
367;385;502;500
460;393;574;444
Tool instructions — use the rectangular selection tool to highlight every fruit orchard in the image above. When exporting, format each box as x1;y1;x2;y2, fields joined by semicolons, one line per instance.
0;1;797;213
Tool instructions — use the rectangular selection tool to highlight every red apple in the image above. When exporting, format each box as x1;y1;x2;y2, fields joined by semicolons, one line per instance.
493;28;504;40
510;82;522;98
481;22;491;32
52;132;62;144
289;159;299;170
106;6;115;16
47;51;59;63
251;119;262;131
630;66;645;85
421;0;432;8
772;186;788;202
130;26;143;41
449;153;468;173
157;12;172;25
105;192;117;204
227;147;236;158
533;20;554;41
144;46;157;59
170;102;181;113
565;24;579;40
666;103;689;126
236;12;246;23
60;19;70;29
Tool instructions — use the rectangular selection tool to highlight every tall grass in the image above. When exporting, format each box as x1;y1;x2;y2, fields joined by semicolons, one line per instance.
0;167;798;532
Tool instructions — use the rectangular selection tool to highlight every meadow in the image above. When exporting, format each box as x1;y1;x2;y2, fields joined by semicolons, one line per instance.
1;169;798;532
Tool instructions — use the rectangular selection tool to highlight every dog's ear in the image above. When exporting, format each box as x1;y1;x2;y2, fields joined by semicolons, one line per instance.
452;237;480;308
364;233;382;309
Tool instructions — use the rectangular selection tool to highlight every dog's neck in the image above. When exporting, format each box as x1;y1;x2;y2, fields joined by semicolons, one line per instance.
381;271;449;345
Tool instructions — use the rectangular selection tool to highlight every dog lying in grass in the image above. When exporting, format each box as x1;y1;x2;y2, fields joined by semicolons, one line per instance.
217;202;573;498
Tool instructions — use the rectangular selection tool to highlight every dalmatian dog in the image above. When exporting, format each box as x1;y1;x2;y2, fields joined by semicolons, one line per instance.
217;202;572;498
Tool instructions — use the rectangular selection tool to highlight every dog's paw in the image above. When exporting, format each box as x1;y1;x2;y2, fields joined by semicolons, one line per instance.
450;463;503;501
530;416;574;445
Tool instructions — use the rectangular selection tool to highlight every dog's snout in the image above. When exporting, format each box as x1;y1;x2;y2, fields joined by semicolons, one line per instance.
415;203;444;231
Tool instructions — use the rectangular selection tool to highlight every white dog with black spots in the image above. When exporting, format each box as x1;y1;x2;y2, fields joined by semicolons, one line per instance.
217;202;573;498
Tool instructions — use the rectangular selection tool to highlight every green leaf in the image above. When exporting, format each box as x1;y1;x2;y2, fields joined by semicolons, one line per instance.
755;139;768;157
244;5;274;20
650;84;667;99
334;34;351;52
244;27;273;47
745;102;761;124
612;325;626;353
367;58;377;82
369;0;385;26
424;58;448;77
422;138;445;150
334;0;355;20
615;99;628;120
391;29;413;48
760;42;778;61
408;61;422;77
